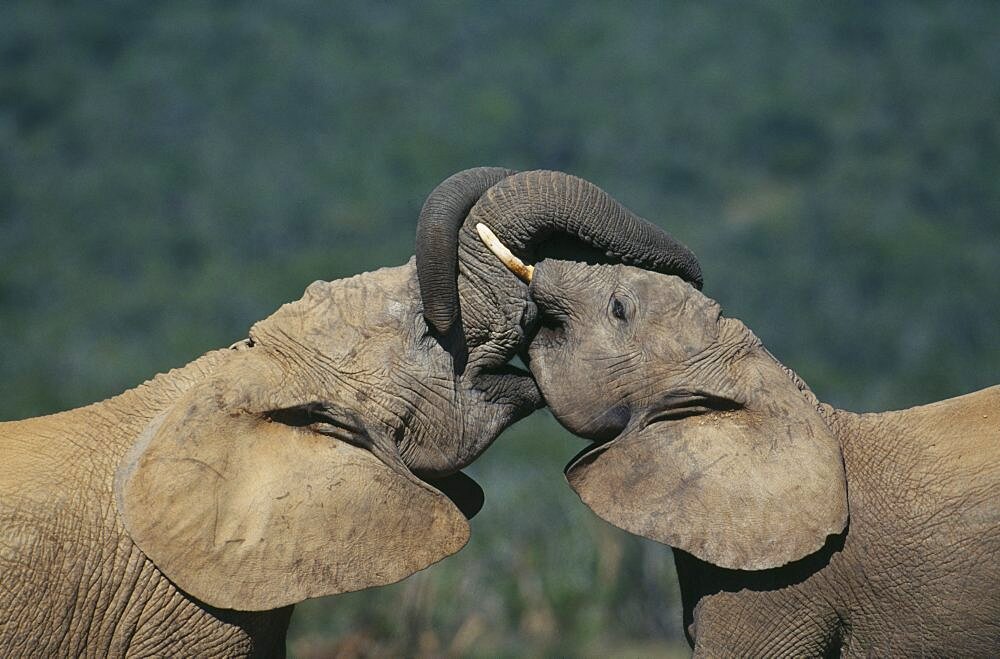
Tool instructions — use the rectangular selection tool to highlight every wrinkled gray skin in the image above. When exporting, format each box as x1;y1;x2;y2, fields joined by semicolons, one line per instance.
0;166;697;656
523;259;1000;656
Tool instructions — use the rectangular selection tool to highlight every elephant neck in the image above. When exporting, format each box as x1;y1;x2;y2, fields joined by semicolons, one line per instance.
113;348;230;409
764;348;826;414
83;348;234;454
0;348;235;517
820;385;1000;499
767;355;858;485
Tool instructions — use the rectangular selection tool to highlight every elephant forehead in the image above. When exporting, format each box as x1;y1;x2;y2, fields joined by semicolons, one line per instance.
615;268;722;355
250;263;420;359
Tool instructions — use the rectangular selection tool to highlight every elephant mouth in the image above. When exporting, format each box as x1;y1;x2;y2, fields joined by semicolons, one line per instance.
563;390;741;475
420;471;484;520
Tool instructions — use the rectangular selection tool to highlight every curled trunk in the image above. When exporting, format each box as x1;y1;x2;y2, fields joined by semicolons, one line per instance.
416;169;702;338
416;167;516;335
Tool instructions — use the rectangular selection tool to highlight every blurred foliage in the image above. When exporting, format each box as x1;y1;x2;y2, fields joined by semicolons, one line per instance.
2;1;999;656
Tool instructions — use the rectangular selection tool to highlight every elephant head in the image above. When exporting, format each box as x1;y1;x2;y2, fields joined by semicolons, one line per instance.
507;258;849;571
113;168;701;613
113;262;514;612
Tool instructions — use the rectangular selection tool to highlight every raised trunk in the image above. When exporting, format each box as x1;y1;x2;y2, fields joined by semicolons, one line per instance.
467;171;702;280
416;167;516;335
416;169;702;343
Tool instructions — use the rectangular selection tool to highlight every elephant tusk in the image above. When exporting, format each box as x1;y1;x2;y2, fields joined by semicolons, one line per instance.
476;223;534;283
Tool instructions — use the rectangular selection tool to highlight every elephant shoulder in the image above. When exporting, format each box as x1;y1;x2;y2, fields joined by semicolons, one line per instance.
896;384;1000;461
0;415;73;497
854;385;1000;539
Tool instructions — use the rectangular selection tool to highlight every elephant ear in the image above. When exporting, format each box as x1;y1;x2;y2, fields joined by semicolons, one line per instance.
566;352;848;571
114;362;469;611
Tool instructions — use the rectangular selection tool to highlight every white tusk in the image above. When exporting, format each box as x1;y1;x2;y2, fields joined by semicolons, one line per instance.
476;223;534;283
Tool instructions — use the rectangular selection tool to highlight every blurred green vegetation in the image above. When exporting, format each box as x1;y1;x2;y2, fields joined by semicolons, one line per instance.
2;1;999;656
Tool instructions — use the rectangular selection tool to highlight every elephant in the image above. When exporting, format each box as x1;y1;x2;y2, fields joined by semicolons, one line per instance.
0;167;695;656
475;233;1000;655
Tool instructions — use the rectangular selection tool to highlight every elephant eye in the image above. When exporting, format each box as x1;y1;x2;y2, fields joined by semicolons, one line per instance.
266;402;374;451
609;294;629;322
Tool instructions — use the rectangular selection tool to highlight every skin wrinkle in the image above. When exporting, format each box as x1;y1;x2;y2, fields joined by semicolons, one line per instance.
78;542;112;646
392;371;454;441
257;313;415;441
113;553;159;651
95;547;140;655
456;252;519;342
565;175;583;240
271;337;378;413
592;351;644;386
416;168;514;335
459;240;520;302
391;374;457;467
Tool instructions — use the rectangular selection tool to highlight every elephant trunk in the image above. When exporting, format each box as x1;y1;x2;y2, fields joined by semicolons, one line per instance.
416;167;517;335
416;169;702;335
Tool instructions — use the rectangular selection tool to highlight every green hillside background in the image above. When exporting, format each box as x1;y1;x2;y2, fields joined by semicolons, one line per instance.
3;2;999;656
